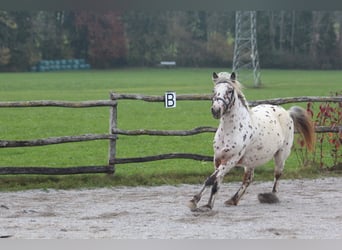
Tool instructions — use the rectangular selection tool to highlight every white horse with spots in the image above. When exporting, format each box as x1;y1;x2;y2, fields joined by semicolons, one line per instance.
188;72;315;212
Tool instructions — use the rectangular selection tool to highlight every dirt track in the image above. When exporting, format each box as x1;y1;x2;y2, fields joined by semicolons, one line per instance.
1;177;342;239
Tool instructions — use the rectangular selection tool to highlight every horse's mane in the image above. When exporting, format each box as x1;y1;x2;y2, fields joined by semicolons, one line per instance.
215;72;249;109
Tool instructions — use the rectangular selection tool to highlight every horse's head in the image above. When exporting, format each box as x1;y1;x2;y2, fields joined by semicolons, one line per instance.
211;72;238;119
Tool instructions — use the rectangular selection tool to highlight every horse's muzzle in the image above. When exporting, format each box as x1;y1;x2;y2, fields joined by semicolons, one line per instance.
211;107;221;119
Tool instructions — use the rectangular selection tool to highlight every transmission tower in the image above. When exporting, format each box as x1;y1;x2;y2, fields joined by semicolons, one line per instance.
232;11;261;87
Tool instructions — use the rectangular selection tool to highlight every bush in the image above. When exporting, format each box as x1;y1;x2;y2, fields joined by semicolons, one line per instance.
294;92;342;169
0;47;11;66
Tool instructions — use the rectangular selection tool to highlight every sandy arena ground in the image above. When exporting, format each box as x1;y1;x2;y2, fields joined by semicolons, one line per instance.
1;177;342;239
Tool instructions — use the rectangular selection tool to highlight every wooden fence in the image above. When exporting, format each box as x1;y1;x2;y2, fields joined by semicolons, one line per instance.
0;93;341;175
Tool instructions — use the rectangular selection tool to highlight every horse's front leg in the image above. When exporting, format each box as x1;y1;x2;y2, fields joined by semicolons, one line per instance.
187;170;219;211
188;160;232;212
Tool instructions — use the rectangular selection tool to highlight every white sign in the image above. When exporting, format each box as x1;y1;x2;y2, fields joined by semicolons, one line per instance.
165;92;176;108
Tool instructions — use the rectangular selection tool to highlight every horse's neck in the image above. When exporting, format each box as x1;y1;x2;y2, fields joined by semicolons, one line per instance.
220;98;251;125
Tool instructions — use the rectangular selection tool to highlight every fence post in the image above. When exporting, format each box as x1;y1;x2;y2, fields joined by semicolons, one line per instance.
108;93;117;175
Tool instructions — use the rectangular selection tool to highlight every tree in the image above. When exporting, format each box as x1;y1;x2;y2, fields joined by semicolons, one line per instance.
257;11;341;69
123;11;172;66
0;11;41;71
73;11;127;68
31;11;73;60
316;12;338;68
1;10;342;71
0;11;16;67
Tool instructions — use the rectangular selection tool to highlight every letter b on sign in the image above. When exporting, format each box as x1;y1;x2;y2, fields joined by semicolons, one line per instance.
165;92;176;108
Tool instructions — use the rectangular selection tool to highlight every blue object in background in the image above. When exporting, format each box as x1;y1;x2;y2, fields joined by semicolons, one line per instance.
31;59;91;72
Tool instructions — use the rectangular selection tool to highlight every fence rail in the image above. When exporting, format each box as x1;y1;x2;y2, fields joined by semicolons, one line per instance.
0;134;115;148
1;95;340;108
0;94;341;175
0;100;116;108
110;93;341;106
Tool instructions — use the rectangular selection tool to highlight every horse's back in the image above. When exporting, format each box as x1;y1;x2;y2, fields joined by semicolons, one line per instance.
252;104;293;133
241;104;294;167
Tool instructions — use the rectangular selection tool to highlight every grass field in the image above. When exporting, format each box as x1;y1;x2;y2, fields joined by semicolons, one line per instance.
0;68;341;190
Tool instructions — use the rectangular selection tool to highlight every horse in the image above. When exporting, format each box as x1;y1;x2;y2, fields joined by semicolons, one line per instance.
188;72;315;212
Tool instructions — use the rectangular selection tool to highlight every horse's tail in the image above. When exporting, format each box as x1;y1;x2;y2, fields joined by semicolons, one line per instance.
289;106;315;151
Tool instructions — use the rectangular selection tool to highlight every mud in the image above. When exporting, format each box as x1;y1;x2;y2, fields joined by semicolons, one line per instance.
1;177;342;239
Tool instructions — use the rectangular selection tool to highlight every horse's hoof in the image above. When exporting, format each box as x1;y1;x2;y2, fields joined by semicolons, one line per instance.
258;192;279;204
192;204;212;213
224;199;238;206
187;200;198;211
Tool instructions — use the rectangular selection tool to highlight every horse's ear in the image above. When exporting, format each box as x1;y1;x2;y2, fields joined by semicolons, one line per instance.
230;72;236;82
213;72;218;79
212;72;219;84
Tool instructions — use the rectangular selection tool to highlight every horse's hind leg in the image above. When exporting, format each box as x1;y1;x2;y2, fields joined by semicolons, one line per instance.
272;148;290;193
225;167;254;206
272;172;282;193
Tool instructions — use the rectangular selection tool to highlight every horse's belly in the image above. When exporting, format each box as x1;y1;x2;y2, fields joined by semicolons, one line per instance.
240;131;286;167
240;148;277;167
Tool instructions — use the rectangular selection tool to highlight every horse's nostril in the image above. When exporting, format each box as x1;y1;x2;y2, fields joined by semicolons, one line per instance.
211;107;221;119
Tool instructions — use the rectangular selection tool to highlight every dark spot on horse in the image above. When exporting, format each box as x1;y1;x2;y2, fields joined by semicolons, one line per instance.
237;157;244;165
205;175;217;186
211;182;219;194
243;134;247;141
239;123;243;128
257;146;263;150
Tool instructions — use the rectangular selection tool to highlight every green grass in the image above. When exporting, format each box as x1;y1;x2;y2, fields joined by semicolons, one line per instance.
0;68;341;191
